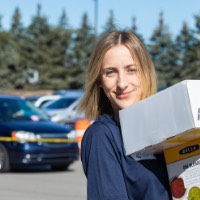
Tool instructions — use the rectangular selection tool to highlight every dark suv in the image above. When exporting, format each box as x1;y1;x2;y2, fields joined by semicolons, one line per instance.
0;94;79;172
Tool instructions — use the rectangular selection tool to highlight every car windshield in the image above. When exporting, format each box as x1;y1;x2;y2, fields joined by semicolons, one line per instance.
0;98;49;122
44;97;78;109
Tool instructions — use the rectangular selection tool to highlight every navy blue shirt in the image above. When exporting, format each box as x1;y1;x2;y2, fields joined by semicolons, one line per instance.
81;114;172;200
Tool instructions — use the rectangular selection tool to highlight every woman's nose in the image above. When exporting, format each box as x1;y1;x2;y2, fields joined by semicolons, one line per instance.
117;73;128;89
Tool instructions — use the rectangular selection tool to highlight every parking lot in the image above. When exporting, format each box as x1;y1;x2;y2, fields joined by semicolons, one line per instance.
0;92;88;200
0;160;87;200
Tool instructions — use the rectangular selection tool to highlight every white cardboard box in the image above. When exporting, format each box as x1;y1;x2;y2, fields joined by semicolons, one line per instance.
119;80;200;156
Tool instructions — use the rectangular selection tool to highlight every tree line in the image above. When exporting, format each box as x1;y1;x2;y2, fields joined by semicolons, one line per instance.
0;5;200;90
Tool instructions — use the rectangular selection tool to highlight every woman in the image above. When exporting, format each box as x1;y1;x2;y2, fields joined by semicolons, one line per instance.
78;30;172;200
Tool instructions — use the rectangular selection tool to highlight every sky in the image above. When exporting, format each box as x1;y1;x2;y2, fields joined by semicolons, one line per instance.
0;0;199;41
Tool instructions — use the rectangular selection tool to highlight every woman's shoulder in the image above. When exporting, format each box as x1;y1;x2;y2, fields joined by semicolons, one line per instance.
86;114;114;132
82;114;120;142
91;114;119;130
96;114;118;126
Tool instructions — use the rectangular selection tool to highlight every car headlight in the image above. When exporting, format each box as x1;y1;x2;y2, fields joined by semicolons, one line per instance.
67;130;76;140
12;131;40;143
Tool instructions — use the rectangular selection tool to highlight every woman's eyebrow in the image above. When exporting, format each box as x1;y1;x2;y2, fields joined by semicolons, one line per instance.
102;66;116;71
102;63;138;70
124;64;138;68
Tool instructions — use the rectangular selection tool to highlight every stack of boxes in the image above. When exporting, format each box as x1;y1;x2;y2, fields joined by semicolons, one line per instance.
119;80;200;200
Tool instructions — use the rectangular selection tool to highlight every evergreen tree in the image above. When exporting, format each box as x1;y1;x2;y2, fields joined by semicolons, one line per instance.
0;31;17;89
149;12;178;88
130;17;144;43
20;4;53;89
45;9;72;89
9;7;26;88
175;22;198;81
0;8;24;89
101;10;117;36
194;14;200;36
58;9;68;28
0;15;3;31
10;7;23;36
192;14;200;78
69;13;95;89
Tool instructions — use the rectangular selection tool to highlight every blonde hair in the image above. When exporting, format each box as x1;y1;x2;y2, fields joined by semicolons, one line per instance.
78;30;157;120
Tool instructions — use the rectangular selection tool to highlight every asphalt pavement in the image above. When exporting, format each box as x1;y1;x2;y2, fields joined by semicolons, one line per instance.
0;160;87;200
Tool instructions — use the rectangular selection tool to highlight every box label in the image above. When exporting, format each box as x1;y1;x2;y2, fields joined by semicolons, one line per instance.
165;138;200;200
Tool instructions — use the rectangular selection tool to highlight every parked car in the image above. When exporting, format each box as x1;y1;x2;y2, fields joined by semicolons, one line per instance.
25;95;43;105
53;89;83;96
43;91;83;120
44;96;92;149
49;97;84;124
0;94;79;172
34;94;61;108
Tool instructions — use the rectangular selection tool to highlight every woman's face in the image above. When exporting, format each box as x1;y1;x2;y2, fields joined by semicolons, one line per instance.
101;45;143;114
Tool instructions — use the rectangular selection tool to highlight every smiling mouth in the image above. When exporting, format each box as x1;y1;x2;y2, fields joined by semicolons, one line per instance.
115;90;134;99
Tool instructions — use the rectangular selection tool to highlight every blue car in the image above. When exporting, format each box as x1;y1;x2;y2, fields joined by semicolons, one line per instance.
0;95;79;172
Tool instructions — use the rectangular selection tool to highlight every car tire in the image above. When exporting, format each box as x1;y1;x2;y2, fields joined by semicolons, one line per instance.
0;144;10;172
51;164;70;171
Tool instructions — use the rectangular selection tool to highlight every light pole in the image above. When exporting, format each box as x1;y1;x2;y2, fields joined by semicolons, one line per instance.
93;0;98;36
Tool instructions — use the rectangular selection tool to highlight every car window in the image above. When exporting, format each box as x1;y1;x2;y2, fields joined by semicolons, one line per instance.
44;97;77;109
0;98;49;122
39;100;53;108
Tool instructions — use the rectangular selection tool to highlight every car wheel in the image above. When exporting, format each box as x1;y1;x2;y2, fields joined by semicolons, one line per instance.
0;144;10;172
51;164;70;171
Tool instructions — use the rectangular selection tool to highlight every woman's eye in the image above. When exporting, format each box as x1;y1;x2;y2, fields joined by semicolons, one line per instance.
105;70;115;76
128;68;137;73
